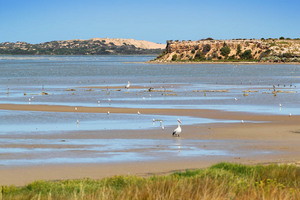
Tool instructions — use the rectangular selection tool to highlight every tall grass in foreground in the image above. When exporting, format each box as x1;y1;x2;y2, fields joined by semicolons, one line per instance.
1;162;299;200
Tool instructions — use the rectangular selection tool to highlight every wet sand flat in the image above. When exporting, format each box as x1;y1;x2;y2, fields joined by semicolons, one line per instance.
0;103;299;186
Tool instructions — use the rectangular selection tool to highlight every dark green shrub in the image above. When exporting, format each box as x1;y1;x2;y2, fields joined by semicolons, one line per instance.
194;51;206;60
279;36;285;40
282;53;293;58
240;50;253;60
236;44;241;56
172;54;178;61
191;49;195;54
202;44;211;54
229;55;235;60
220;46;231;58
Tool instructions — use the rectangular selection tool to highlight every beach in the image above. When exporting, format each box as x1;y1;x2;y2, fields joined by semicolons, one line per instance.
0;55;299;186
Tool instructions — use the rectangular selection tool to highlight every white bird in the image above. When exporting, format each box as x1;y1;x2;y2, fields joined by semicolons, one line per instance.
76;119;79;124
107;111;110;115
161;125;165;131
289;113;292;117
241;120;244;124
279;103;282;107
172;119;182;137
125;81;130;89
137;111;141;115
75;107;78;111
234;98;238;101
98;100;101;104
28;98;31;104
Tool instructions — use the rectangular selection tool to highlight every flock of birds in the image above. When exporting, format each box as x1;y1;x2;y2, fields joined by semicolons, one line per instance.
73;80;184;137
26;80;296;137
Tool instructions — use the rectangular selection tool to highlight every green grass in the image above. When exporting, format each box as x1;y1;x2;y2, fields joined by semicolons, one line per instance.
1;162;299;200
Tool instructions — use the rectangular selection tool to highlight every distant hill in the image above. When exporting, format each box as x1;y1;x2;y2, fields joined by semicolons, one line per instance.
152;38;300;63
0;38;165;55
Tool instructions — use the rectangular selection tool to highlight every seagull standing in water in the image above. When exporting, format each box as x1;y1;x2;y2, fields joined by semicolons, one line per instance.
125;81;130;89
172;119;182;137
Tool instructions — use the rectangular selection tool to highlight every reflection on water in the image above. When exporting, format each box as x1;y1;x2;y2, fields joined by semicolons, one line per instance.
0;110;242;134
0;138;271;166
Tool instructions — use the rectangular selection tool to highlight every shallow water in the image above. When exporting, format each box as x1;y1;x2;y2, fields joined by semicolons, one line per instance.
0;110;243;135
0;138;271;166
0;55;299;166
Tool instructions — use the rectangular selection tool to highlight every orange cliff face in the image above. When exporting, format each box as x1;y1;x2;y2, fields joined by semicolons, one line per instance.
154;39;300;62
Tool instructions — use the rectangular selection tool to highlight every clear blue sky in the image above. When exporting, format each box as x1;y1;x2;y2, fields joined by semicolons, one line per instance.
0;0;299;44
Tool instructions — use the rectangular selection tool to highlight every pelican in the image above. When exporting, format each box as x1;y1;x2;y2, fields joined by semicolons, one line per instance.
125;81;130;89
172;119;182;137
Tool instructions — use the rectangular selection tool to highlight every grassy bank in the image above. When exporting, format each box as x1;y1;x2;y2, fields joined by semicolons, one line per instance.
1;162;299;200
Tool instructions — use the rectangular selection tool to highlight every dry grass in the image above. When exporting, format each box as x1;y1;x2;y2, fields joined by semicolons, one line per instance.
1;162;299;200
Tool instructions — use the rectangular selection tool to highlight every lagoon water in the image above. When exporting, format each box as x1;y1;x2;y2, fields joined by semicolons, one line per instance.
1;55;300;114
0;55;299;166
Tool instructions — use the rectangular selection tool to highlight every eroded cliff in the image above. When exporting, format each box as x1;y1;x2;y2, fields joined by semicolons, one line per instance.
154;39;300;63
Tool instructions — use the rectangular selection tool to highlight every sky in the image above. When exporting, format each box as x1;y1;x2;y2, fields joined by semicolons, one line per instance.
0;0;299;44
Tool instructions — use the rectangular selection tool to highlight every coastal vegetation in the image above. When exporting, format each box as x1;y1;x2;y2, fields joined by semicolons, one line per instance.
0;39;164;55
154;38;300;63
1;162;299;199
